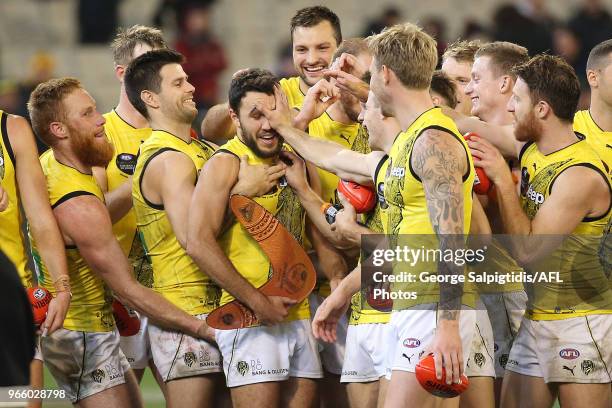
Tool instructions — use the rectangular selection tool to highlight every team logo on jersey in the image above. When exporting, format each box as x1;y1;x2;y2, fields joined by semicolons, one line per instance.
499;354;509;369
581;360;594;375
115;153;137;175
184;351;197;368
559;348;580;360
91;369;105;383
377;182;388;209
403;338;421;348
236;361;249;376
474;352;485;368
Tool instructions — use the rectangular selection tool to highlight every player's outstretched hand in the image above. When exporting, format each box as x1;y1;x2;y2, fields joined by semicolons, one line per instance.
253;85;293;130
324;70;369;103
311;287;350;343
296;79;339;126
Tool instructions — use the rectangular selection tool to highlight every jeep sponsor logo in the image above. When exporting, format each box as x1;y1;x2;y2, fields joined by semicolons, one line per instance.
525;185;544;205
116;153;137;175
390;166;405;178
91;369;105;383
184;351;197;368
403;338;421;348
559;348;580;360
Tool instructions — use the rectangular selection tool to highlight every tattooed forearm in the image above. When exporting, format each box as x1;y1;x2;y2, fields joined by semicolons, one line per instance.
412;129;468;317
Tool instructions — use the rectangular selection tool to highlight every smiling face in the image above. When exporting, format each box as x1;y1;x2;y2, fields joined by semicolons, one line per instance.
465;56;505;120
232;91;284;158
292;21;337;87
156;63;197;124
441;57;473;115
62;88;113;167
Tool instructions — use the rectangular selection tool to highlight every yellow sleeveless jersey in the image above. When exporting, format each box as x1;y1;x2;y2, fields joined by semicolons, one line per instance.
34;150;114;332
350;155;390;325
132;130;220;315
573;110;611;177
280;76;304;109
385;107;476;309
103;110;154;287
217;136;310;321
518;135;612;320
0;111;32;287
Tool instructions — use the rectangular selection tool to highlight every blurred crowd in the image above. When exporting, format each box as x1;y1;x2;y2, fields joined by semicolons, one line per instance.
1;0;611;150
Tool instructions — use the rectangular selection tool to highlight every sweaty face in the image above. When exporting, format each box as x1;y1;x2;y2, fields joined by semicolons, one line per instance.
63;89;113;167
235;92;284;158
292;21;337;87
157;63;197;124
441;57;473;115
465;56;503;120
508;79;542;143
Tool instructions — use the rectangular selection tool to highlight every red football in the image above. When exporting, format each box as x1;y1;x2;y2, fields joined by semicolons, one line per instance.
112;299;141;337
27;287;53;327
337;180;376;213
415;354;469;398
464;132;493;195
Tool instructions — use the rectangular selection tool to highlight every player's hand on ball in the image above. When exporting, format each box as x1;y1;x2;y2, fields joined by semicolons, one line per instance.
311;288;350;343
467;136;511;186
424;318;464;384
331;192;359;240
43;291;70;335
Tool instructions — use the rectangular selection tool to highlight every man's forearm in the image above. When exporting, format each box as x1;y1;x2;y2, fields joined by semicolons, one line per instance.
201;103;235;143
187;237;268;310
105;179;133;223
30;215;70;286
495;174;531;235
276;124;344;170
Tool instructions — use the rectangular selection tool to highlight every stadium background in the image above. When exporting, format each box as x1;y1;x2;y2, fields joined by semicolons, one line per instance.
0;0;610;406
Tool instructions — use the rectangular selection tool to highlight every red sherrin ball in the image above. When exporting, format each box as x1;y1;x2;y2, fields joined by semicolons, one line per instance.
415;354;469;398
337;180;376;213
464;132;492;195
27;287;53;327
112;299;141;337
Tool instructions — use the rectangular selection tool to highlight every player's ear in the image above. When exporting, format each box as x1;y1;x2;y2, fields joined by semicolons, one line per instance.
115;64;126;83
49;121;67;141
381;65;391;85
586;69;598;89
499;75;513;94
534;100;549;119
140;90;159;111
229;107;241;129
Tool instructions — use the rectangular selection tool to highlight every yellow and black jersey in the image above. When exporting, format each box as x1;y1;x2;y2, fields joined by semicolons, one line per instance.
103;109;154;286
384;107;475;309
216;136;310;321
34;150;114;332
279;76;305;110
573;110;611;177
132;130;220;315
0;111;32;287
518;135;612;320
350;155;390;325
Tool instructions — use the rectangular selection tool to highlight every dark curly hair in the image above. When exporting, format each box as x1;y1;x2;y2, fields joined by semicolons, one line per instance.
228;68;279;113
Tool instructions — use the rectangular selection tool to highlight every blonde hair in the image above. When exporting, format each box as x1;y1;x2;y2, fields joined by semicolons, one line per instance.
442;39;484;64
111;25;166;65
368;23;438;89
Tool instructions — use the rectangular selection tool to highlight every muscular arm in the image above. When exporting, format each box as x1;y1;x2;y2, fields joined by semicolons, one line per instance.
9;115;70;332
186;154;271;312
54;196;207;338
412;129;467;318
441;107;520;159
92;167;133;224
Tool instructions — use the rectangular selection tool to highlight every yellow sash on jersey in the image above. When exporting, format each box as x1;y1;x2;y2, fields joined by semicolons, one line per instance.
518;136;612;320
132;130;220;315
216;136;310;321
34;150;114;332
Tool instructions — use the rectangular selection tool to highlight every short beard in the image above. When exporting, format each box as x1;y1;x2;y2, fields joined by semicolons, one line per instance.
514;110;542;143
239;126;284;159
71;128;114;167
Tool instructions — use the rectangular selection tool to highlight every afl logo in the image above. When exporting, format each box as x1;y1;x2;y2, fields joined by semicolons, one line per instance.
403;338;421;348
33;288;46;300
116;153;137;175
559;348;580;360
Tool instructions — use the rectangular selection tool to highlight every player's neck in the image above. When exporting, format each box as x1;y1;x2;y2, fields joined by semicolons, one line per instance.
589;95;612;131
116;87;149;128
298;78;311;96
392;89;435;131
536;120;577;155
53;148;92;175
150;117;193;143
482;107;513;126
